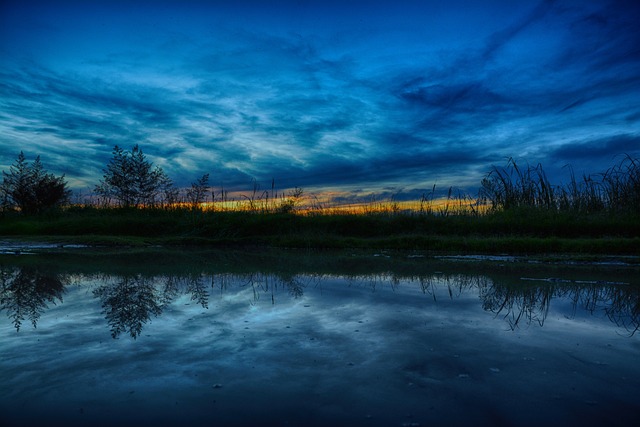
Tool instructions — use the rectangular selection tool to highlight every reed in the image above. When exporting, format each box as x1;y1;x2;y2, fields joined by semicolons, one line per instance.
480;155;639;214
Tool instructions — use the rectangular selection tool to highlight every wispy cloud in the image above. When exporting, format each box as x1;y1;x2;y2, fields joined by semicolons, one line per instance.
0;0;638;198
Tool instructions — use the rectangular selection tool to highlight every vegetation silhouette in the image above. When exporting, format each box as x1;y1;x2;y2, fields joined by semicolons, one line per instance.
480;155;639;214
1;152;71;214
2;147;638;215
0;150;638;253
94;145;175;208
186;173;210;210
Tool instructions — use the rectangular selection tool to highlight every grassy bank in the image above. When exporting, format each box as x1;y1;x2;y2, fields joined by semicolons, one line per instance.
1;206;639;255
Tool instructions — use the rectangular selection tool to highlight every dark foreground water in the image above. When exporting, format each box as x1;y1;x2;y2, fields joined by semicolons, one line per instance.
1;249;639;427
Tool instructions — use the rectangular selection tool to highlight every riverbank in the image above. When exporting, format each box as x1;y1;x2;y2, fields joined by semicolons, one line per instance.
1;206;638;256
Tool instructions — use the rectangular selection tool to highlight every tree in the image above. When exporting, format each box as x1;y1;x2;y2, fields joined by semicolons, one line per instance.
185;173;210;209
95;145;171;208
1;152;71;214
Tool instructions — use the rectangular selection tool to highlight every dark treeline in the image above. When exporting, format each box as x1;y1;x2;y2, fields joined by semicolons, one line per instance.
1;145;639;216
0;145;212;213
1;145;303;214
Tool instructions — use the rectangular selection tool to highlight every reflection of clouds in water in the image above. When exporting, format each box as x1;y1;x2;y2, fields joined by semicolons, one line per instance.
2;269;639;427
2;268;639;340
1;270;636;348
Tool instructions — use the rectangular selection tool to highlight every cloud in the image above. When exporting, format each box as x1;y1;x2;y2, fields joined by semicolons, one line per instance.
548;134;640;164
481;0;557;61
1;0;639;199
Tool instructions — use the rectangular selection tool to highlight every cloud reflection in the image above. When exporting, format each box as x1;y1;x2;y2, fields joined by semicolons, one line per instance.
1;264;638;338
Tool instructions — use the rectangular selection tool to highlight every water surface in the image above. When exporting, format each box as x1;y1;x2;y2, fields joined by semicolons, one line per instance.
1;249;639;426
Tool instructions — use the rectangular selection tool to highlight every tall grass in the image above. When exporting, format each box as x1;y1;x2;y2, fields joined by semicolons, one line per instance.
480;158;554;210
480;155;639;215
601;155;640;212
44;156;637;217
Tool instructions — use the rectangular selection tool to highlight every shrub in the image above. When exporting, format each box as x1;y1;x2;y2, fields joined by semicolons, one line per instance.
1;152;71;214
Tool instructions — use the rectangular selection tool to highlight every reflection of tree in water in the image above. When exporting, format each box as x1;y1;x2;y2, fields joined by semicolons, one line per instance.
2;263;638;337
0;266;66;331
184;274;209;309
88;271;640;336
281;275;306;299
94;275;163;339
93;274;212;339
287;277;305;298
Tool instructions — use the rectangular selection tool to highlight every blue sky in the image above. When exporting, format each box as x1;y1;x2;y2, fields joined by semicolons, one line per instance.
1;0;639;201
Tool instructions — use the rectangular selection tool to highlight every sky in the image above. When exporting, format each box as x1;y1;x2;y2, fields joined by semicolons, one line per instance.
1;0;639;202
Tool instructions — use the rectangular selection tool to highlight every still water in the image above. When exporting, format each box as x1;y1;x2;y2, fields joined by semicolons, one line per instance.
1;249;639;426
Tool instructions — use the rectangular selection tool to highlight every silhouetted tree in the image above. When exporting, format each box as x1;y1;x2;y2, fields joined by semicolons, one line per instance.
160;172;180;208
95;145;172;208
1;152;71;214
186;173;210;209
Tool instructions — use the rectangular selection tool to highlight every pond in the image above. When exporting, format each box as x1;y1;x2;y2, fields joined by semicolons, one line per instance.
1;249;639;427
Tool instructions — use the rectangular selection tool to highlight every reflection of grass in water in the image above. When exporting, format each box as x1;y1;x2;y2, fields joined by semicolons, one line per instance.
480;280;640;336
2;256;639;337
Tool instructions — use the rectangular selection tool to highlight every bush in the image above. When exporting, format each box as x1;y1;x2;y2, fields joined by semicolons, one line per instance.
1;152;71;214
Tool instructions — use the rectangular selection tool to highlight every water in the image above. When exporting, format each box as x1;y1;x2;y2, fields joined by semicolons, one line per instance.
1;249;639;426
